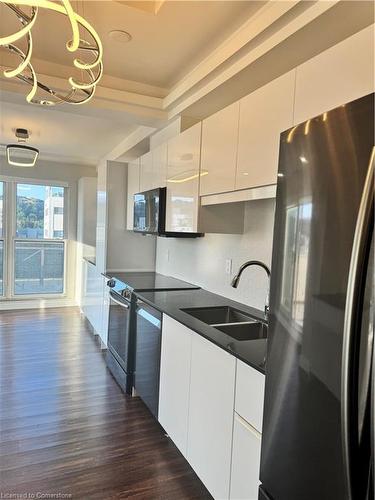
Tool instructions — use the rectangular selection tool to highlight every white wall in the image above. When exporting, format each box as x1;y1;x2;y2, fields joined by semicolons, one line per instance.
156;198;275;310
0;157;96;302
76;177;97;306
95;160;156;274
106;161;156;271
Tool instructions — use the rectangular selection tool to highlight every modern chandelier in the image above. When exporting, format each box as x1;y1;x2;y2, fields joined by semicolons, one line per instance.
0;0;103;106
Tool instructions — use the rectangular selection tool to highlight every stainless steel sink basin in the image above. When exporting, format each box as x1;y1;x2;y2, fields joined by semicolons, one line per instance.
181;306;256;325
215;322;268;341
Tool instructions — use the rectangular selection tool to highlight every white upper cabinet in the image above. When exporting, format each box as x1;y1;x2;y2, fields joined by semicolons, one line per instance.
158;315;192;456
152;142;168;189
165;123;202;233
200;102;239;196
294;25;375;125
235;70;295;190
187;332;236;500
139;144;167;193
126;159;140;231
139;151;153;192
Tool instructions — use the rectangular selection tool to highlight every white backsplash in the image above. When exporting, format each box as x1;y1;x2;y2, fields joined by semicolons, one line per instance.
156;198;276;310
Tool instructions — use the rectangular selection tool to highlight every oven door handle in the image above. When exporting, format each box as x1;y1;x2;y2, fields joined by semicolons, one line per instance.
110;294;130;309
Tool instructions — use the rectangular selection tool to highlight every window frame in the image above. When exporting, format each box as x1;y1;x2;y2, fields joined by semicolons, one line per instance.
0;181;6;297
0;176;69;300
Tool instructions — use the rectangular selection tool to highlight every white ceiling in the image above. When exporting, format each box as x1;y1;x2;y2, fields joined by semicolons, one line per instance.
0;97;136;165
23;1;265;89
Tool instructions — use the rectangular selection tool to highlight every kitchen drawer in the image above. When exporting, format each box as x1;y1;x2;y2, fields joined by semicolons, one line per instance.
230;412;261;500
235;359;265;432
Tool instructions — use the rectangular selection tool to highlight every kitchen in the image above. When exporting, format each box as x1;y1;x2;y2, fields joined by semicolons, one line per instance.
0;1;374;499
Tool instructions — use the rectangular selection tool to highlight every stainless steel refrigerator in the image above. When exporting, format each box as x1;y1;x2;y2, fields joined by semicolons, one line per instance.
259;93;374;500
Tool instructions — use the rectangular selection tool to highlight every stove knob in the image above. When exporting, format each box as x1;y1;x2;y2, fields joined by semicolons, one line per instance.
107;279;116;288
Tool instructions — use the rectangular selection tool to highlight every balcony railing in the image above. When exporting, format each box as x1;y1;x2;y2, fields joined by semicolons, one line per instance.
14;240;65;295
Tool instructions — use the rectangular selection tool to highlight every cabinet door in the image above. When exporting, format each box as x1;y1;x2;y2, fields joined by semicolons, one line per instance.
294;25;375;124
85;263;104;338
101;276;109;347
235;359;265;433
158;315;192;456
230;413;261;500
126;159;140;230
140;151;153;192
81;259;88;316
187;332;236;499
200;102;239;196
166;123;201;233
152;143;167;189
236;70;295;190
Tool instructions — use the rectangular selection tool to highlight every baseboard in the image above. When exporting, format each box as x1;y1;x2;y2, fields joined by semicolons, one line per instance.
0;298;77;311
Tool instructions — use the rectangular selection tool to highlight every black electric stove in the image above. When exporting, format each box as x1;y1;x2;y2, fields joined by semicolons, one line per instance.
105;272;200;394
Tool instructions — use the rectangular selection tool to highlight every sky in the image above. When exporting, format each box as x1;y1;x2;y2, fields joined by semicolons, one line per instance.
17;184;63;201
17;184;47;200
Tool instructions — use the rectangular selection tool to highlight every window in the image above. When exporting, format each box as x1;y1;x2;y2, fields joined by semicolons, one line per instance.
14;183;66;296
16;184;64;239
0;241;3;296
0;182;4;295
0;181;4;238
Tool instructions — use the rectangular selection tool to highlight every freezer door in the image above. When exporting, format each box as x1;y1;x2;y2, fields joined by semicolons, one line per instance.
342;143;374;499
259;93;374;500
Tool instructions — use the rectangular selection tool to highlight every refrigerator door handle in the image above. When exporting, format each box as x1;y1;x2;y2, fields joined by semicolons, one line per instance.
341;147;375;500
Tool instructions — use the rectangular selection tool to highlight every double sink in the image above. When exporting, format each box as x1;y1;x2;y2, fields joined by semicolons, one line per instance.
181;306;267;342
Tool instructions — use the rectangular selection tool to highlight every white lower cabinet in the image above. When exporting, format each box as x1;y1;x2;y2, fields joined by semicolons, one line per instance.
158;315;192;456
187;333;236;500
230;413;262;500
81;260;107;346
235;359;265;433
158;315;265;500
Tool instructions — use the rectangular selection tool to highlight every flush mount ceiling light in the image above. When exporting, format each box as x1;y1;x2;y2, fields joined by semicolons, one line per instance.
6;128;39;167
0;0;103;106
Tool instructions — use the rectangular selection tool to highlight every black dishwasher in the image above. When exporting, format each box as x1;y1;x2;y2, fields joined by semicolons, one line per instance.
135;298;162;418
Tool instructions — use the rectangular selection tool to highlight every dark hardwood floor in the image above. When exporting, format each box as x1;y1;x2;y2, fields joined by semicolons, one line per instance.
0;307;211;499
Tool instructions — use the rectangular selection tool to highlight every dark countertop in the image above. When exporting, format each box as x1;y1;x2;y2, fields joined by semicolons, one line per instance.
83;256;96;266
102;271;200;292
135;288;267;375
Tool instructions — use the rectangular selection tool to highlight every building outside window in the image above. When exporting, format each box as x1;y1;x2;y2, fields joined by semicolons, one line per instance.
0;181;67;298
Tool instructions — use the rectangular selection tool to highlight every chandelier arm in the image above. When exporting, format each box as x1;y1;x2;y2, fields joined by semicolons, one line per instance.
69;62;103;90
5;2;32;22
0;1;103;106
61;0;80;52
2;1;102;69
3;30;33;78
0;3;38;45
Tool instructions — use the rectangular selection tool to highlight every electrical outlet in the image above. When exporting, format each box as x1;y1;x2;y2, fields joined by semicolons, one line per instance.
225;258;232;275
166;249;170;262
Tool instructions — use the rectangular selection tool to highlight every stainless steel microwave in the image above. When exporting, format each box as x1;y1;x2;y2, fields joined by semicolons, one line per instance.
133;186;203;237
133;187;166;235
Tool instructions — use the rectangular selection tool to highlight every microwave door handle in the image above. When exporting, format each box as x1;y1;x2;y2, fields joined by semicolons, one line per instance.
341;147;374;500
110;295;130;309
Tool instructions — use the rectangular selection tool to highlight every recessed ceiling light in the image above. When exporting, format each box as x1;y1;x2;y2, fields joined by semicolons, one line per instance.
108;30;132;43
